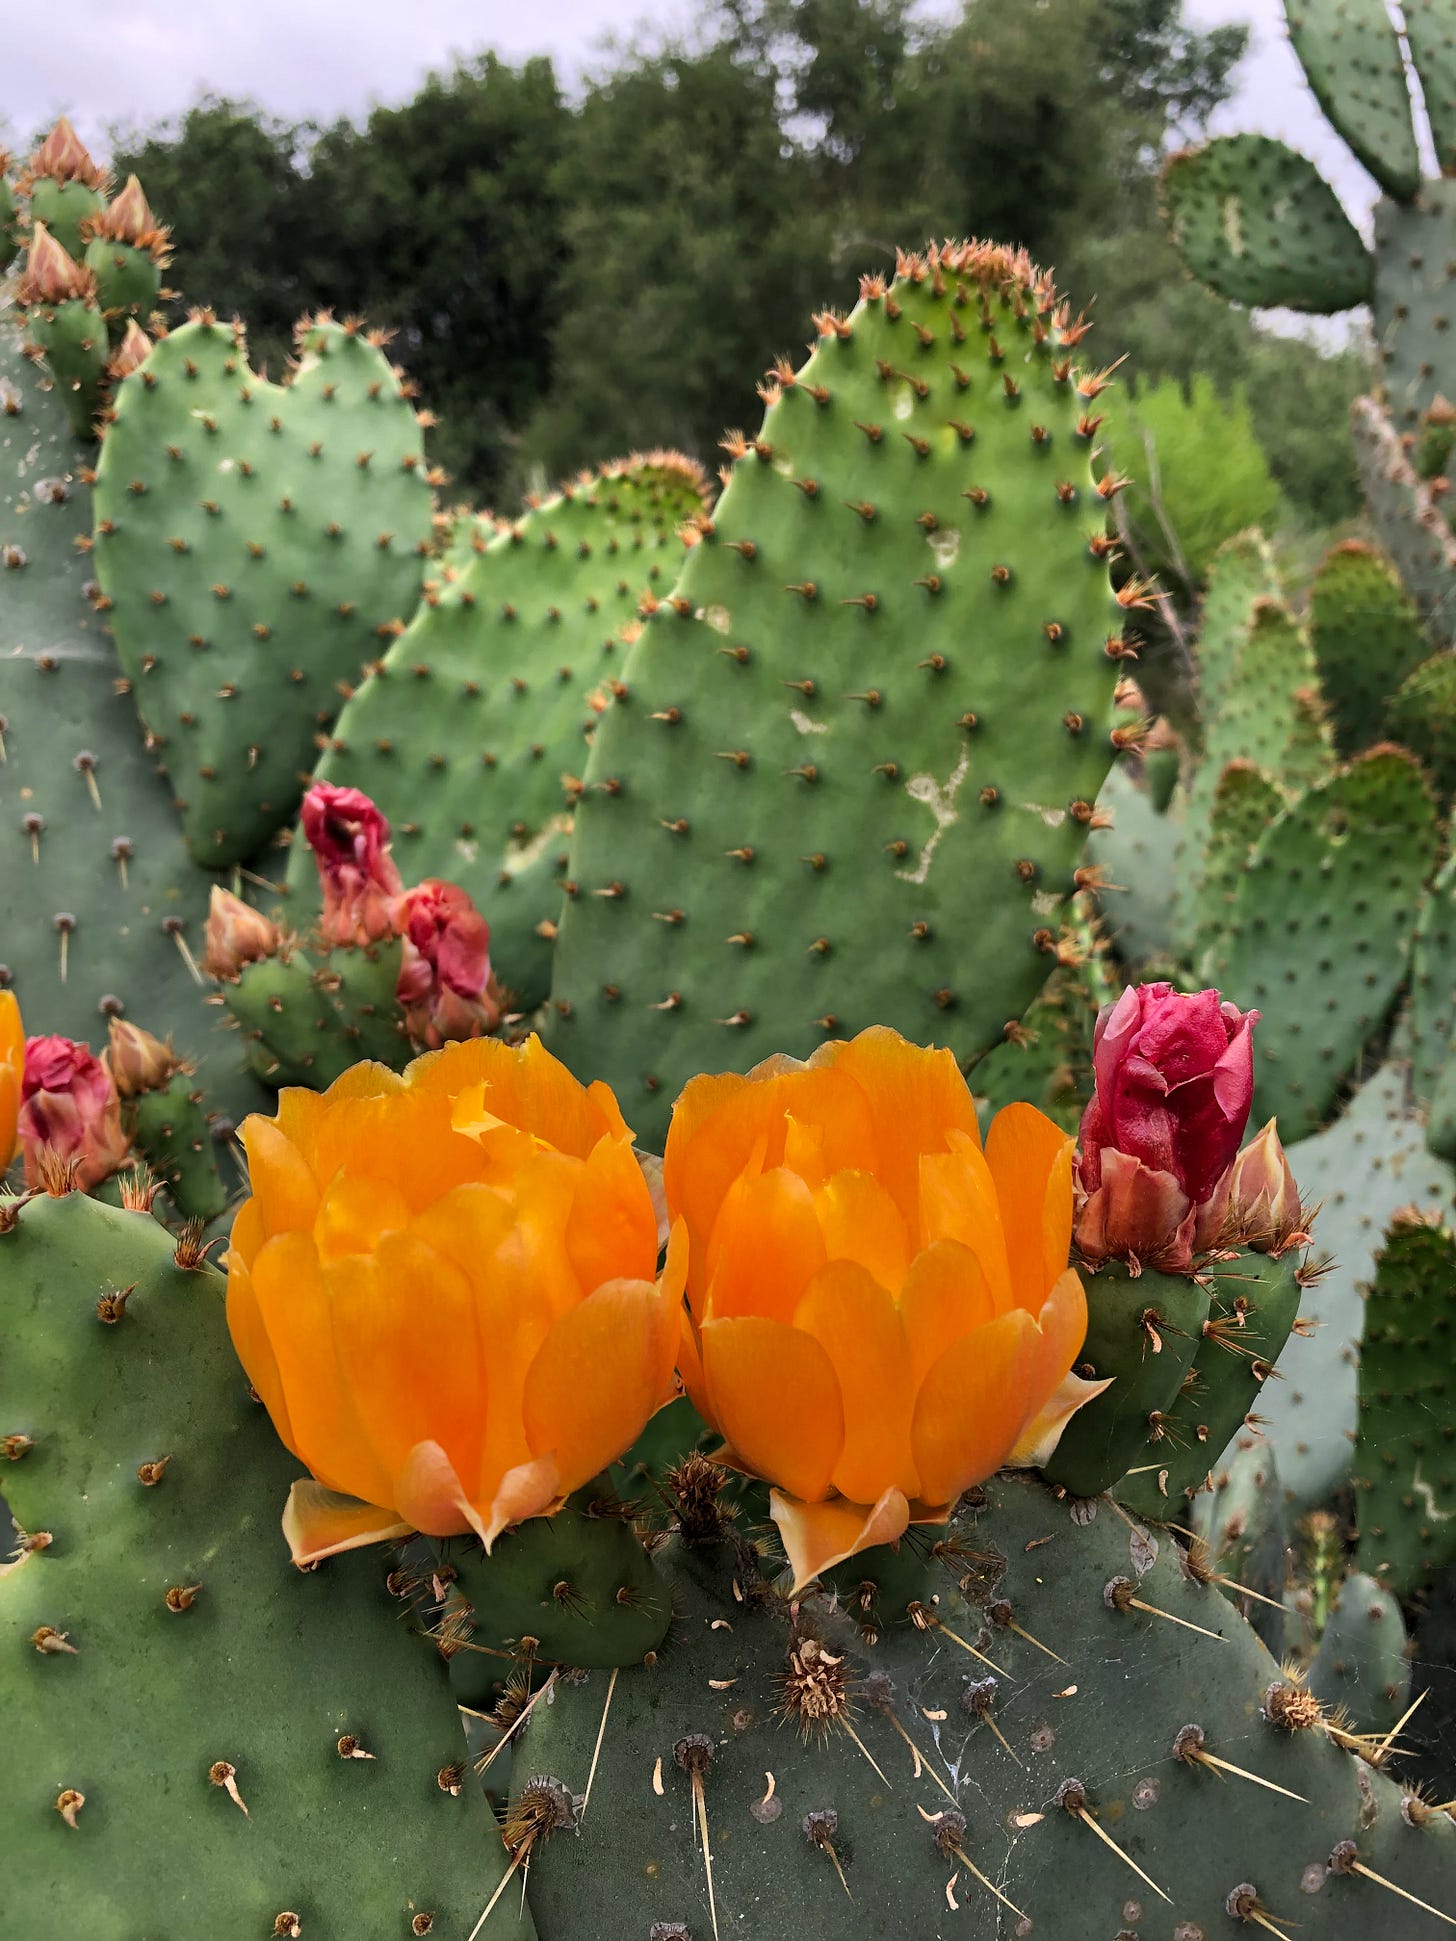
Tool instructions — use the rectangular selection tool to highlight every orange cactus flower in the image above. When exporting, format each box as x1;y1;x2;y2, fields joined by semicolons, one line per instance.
664;1027;1090;1591
226;1036;683;1566
0;990;23;1176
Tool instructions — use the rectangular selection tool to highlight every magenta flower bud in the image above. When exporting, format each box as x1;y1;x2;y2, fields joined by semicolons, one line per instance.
1075;982;1258;1269
19;1034;130;1190
395;878;500;1047
300;783;403;948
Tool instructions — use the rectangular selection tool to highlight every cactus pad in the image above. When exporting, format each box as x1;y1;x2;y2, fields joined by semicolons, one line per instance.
1354;1213;1456;1597
1308;1570;1413;1735
1387;650;1456;798
1412;842;1456;1156
1286;0;1421;202
1405;0;1456;175
92;313;435;867
543;243;1126;1140
1162;135;1374;313
1374;183;1456;433
1308;539;1430;759
1352;395;1456;648
1209;746;1438;1141
0;1190;529;1939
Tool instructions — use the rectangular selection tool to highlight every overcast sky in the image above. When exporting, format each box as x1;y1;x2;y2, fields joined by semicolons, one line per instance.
3;0;1381;227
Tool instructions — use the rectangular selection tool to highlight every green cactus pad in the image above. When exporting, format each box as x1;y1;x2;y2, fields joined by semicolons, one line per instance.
219;940;409;1091
1285;0;1421;202
1193;528;1283;712
26;179;107;260
1374;183;1456;433
1264;1061;1456;1507
1352;395;1456;648
968;963;1094;1132
292;455;711;1009
1308;1570;1413;1735
1041;1262;1212;1499
1413;841;1456;1157
1117;1247;1305;1518
515;1469;1456;1938
543;243;1126;1140
92;313;435;868
0;1190;530;1940
1163;135;1374;313
1193;760;1288;973
1209;746;1438;1142
1192;1433;1289;1648
1086;757;1182;967
1406;0;1456;175
24;295;109;440
1308;539;1430;759
1354;1214;1456;1597
83;234;162;329
123;1070;229;1223
1387;650;1456;797
0;315;256;1114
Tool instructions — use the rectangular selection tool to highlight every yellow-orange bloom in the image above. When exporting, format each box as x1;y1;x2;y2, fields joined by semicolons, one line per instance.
664;1027;1089;1590
226;1036;682;1566
0;991;22;1175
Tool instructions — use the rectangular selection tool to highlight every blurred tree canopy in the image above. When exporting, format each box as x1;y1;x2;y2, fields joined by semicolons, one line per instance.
110;0;1358;526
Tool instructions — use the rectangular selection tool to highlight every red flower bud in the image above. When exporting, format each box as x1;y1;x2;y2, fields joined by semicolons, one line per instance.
1226;1119;1303;1253
395;878;500;1047
300;783;403;947
19;1034;130;1190
204;886;280;981
1075;982;1258;1269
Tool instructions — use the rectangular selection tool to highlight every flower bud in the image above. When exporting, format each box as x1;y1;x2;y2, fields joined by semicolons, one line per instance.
300;783;403;947
204;886;280;981
19;1035;130;1191
1075;981;1258;1270
87;175;164;248
395;878;500;1047
28;118;107;189
1226;1119;1303;1253
18;224;95;307
107;320;153;382
107;1018;178;1098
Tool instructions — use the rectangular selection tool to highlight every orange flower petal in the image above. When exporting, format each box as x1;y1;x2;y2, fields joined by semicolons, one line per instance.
1041;1138;1076;1294
225;1194;265;1272
224;1252;294;1450
985;1102;1074;1300
910;1308;1041;1505
677;1302;712;1423
481;1452;563;1550
700;1315;844;1501
566;1135;659;1293
917;1144;1012;1308
813;1171;912;1292
1008;1369;1112;1468
1034;1266;1089;1393
793;1260;917;1502
769;1485;912;1596
249;1230;394;1506
825;1026;981;1215
282;1480;413;1566
313;1172;413;1263
523;1278;676;1497
239;1115;319;1236
703;1166;827;1322
898;1239;1001;1385
414;1032;620;1157
392;1440;486;1539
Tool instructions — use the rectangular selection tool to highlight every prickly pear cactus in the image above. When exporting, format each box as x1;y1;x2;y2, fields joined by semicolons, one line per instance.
1285;0;1421;201
1412;839;1456;1158
1354;1213;1456;1598
1308;1571;1413;1736
1352;396;1456;649
91;313;436;868
1307;540;1429;759
0;1189;531;1939
1192;1434;1289;1648
293;454;711;1007
0;313;253;1113
511;1469;1456;1938
545;243;1128;1140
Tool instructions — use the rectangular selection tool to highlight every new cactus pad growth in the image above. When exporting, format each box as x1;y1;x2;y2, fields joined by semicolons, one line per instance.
545;242;1128;1140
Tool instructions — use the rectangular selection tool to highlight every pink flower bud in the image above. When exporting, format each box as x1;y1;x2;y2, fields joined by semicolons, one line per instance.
107;320;153;383
28;117;108;190
1226;1119;1303;1253
395;878;500;1048
204;886;280;981
1075;982;1258;1268
106;1018;178;1098
301;783;403;947
19;1035;130;1191
18;224;95;307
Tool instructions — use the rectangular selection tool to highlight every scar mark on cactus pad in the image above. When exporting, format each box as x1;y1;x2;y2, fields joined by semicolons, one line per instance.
701;605;731;635
926;527;961;570
897;748;971;885
1024;803;1069;828
1221;194;1245;258
789;710;829;736
1411;1467;1456;1523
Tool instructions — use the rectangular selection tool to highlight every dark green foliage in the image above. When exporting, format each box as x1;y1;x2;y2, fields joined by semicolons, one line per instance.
1285;0;1421;201
0;1190;530;1940
1041;1262;1211;1498
1118;1248;1304;1517
1308;1571;1412;1735
1162;135;1374;313
1209;747;1439;1142
0;316;253;1114
516;1469;1456;1937
1355;1216;1456;1598
92;314;434;867
1308;539;1430;759
545;247;1123;1141
292;456;711;1007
